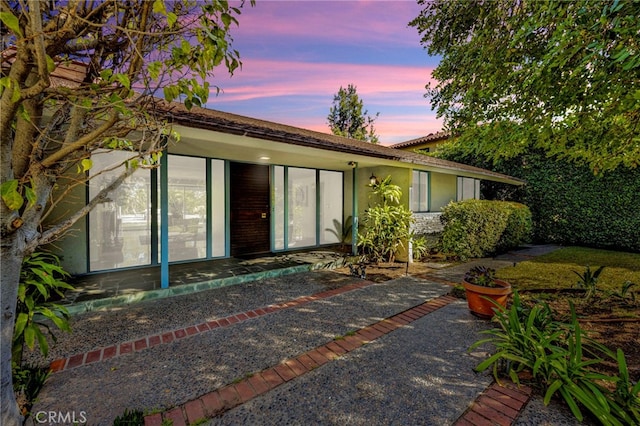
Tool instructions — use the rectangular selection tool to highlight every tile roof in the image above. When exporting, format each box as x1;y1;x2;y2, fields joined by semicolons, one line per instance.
389;131;450;149
152;100;524;185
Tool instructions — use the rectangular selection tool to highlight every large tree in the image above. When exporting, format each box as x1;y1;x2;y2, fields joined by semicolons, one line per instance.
327;84;380;144
0;1;251;423
410;0;640;173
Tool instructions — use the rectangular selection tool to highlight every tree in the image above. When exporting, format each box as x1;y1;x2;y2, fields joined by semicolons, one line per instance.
327;84;380;144
0;1;252;423
410;0;640;173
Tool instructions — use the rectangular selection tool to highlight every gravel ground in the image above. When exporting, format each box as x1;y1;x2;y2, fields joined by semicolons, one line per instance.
209;301;494;426
29;253;588;426
30;273;457;425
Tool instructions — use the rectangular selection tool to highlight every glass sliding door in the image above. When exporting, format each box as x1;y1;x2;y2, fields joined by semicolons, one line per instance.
320;170;343;244
89;150;151;271
288;167;316;248
167;155;206;262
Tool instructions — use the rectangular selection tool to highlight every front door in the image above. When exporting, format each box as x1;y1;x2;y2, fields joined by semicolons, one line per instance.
230;162;271;257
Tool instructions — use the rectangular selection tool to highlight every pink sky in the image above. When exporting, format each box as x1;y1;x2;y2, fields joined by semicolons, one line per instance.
207;1;442;145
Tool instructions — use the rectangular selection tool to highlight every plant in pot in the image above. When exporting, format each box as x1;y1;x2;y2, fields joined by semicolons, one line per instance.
462;266;512;318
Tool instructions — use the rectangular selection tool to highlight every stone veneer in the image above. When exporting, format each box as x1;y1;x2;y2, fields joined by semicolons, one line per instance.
411;212;444;236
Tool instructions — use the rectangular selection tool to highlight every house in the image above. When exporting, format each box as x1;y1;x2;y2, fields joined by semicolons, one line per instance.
390;131;450;153
48;100;523;290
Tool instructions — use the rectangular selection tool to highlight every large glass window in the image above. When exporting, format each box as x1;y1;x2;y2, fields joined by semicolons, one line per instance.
457;177;481;201
89;150;151;271
288;168;316;248
273;166;285;250
211;159;226;257
320;171;343;244
167;155;206;262
411;170;429;212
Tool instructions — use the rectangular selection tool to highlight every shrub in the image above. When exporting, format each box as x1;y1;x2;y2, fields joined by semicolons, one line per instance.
439;199;532;259
358;176;414;263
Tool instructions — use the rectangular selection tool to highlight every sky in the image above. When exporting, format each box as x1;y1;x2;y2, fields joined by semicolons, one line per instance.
207;0;442;145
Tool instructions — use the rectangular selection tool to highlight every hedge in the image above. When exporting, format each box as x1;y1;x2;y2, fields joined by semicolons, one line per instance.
437;149;640;253
439;199;532;259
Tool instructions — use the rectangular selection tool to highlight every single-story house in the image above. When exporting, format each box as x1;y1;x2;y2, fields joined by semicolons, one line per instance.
48;100;523;289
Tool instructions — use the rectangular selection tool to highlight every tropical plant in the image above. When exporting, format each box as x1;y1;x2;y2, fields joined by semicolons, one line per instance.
573;265;605;301
463;266;499;288
411;236;430;261
470;292;640;425
12;363;50;418
13;252;73;365
358;176;414;263
325;216;353;247
112;408;145;426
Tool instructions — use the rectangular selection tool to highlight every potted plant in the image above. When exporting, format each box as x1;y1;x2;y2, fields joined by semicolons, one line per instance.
462;266;512;318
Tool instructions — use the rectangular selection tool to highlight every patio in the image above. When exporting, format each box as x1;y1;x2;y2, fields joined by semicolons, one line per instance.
62;249;348;313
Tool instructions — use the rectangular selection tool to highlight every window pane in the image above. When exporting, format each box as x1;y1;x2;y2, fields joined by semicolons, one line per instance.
89;150;151;271
288;168;316;248
168;156;206;262
419;172;429;211
273;166;285;250
320;171;343;244
411;171;420;211
211;159;226;257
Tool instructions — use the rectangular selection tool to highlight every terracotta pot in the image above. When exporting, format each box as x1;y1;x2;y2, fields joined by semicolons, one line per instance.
462;279;512;318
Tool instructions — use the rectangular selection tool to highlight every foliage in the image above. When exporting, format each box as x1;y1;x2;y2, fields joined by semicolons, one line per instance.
471;292;639;425
611;281;637;304
435;148;640;253
439;199;532;259
464;266;499;288
410;0;640;173
325;216;353;246
358;176;414;263
12;363;50;418
112;408;145;426
327;84;380;144
13;252;73;364
0;1;252;422
573;265;605;301
411;236;430;261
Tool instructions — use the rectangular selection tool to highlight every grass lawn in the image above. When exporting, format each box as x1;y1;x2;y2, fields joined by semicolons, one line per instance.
495;246;640;292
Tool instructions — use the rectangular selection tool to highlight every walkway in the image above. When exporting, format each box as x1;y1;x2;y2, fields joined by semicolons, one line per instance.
28;245;587;425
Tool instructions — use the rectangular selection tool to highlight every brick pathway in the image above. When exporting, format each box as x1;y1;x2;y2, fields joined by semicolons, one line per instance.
49;279;376;373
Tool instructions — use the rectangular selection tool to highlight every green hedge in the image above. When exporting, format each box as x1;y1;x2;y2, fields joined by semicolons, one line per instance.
436;149;640;253
439;200;532;259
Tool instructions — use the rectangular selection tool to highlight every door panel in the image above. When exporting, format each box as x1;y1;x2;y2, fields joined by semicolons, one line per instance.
230;162;270;256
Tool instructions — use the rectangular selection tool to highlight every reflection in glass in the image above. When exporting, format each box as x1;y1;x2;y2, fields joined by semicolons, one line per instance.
288;168;316;248
167;156;206;261
89;150;151;271
320;171;343;244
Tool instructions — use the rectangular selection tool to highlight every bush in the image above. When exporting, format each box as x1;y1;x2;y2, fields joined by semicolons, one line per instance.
439;199;532;259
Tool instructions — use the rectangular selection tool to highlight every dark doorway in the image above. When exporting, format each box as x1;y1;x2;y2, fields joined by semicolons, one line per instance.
230;162;271;257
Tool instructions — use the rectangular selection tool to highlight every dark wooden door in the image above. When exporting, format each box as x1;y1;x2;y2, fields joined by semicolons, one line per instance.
230;162;271;257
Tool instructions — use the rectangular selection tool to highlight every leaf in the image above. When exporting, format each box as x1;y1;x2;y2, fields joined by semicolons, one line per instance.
24;185;36;209
0;11;23;37
114;73;131;90
80;158;93;173
1;179;24;211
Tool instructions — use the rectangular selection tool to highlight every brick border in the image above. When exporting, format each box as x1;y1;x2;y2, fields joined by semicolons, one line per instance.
49;280;375;373
144;295;458;425
453;380;533;426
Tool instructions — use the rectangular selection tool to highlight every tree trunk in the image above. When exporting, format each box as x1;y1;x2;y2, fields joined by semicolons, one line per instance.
1;234;25;426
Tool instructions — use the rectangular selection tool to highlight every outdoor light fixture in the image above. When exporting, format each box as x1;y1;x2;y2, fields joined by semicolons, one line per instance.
369;173;378;185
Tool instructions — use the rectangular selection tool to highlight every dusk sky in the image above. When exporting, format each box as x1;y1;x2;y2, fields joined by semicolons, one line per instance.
208;0;442;145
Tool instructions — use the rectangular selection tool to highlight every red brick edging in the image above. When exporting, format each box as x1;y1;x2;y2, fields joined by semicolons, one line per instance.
49;280;375;373
144;295;459;426
453;380;533;426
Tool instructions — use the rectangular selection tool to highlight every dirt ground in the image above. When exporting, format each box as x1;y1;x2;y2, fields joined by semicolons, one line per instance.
334;262;640;381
